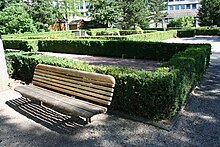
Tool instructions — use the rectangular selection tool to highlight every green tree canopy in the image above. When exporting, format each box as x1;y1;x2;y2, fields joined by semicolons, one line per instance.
0;3;36;34
121;0;149;29
198;0;220;26
26;0;57;31
89;0;123;27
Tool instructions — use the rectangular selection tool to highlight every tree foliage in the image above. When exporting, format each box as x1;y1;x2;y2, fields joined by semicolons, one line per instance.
148;0;168;28
168;16;194;28
0;3;37;34
25;0;57;31
121;0;149;29
90;0;150;29
0;0;20;11
89;0;123;27
198;0;220;26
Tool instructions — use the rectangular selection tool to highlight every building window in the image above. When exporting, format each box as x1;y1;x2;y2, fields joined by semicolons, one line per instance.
169;0;174;2
180;4;185;9
175;5;179;10
169;5;174;10
186;4;191;9
192;4;197;9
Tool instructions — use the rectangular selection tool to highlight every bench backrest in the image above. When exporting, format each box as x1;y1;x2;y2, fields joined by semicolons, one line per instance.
32;64;115;107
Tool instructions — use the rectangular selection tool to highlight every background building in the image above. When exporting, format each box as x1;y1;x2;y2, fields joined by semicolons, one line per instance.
163;0;201;27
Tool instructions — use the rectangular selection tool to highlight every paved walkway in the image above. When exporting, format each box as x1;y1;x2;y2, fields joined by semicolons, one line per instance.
0;36;220;146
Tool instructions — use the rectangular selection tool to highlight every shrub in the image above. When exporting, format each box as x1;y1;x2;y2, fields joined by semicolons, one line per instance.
5;51;90;83
3;39;32;51
144;28;166;31
39;38;201;61
161;44;211;115
177;30;195;37
168;16;195;29
193;27;220;36
87;28;120;36
119;30;144;35
126;30;177;41
76;30;176;41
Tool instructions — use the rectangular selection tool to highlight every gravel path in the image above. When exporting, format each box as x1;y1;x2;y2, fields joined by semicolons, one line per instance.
40;53;161;71
0;36;220;146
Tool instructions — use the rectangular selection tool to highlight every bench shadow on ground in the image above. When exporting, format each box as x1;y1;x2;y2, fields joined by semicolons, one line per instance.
5;97;88;134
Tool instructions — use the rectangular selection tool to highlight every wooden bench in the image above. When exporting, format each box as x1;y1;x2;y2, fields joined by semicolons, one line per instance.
14;64;115;123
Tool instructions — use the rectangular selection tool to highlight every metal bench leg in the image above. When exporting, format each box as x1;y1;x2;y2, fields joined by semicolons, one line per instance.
86;117;91;123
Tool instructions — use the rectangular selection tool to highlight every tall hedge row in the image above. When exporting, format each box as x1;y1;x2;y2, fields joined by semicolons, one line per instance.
5;43;211;119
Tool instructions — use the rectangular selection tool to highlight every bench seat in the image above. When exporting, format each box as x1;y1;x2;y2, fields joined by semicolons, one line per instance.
15;85;107;118
14;64;115;123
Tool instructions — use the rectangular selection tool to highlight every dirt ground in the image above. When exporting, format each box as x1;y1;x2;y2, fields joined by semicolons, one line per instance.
40;52;162;71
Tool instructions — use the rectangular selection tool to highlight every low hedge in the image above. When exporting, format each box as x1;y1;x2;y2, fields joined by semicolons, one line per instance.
193;27;220;36
2;39;38;52
38;38;203;61
75;31;176;41
5;43;211;119
144;28;166;31
3;39;32;51
119;30;144;35
2;31;177;52
177;30;195;38
2;31;74;40
5;51;90;83
126;30;177;41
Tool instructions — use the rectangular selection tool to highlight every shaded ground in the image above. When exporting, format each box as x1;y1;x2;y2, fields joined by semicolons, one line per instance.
0;36;220;146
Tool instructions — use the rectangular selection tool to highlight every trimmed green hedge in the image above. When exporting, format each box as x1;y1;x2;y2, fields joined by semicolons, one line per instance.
38;38;203;61
119;30;144;35
126;30;177;41
5;43;211;119
75;30;176;41
193;27;220;36
2;31;177;52
2;39;38;52
177;30;195;38
3;31;74;39
3;39;32;51
5;51;90;83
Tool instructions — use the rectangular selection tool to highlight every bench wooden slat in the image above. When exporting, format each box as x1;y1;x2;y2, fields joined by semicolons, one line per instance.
36;64;115;84
35;69;115;88
33;76;112;102
33;74;114;97
14;86;94;118
15;85;107;114
33;81;111;106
